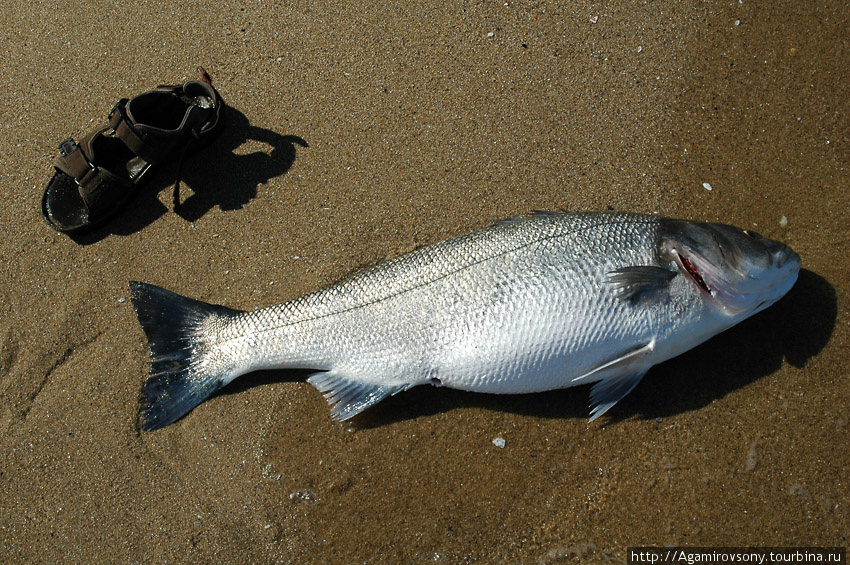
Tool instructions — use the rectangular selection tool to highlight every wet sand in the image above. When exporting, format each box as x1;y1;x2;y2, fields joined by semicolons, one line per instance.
1;1;847;563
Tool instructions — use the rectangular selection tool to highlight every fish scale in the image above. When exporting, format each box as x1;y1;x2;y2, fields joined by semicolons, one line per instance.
131;211;800;430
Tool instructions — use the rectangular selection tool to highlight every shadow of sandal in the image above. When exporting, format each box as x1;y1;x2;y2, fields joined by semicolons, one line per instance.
174;107;309;222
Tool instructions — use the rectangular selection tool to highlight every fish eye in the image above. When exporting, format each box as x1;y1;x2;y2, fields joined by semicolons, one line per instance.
742;229;762;239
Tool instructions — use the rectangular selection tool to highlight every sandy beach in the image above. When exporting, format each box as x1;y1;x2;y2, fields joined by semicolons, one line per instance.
1;1;847;563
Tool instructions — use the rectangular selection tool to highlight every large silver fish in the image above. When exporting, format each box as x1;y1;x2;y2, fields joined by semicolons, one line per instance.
131;211;800;430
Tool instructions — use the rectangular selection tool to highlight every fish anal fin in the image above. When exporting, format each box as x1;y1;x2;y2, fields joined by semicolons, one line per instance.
608;266;676;304
569;339;656;422
307;371;411;421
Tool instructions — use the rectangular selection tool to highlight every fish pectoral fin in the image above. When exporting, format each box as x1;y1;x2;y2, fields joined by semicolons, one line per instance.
307;371;411;422
569;340;656;422
608;266;677;304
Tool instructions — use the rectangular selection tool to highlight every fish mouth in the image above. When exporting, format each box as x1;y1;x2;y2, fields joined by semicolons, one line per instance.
772;244;801;271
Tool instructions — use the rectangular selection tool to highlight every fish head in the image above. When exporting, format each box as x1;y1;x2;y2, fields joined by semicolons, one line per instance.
659;219;801;320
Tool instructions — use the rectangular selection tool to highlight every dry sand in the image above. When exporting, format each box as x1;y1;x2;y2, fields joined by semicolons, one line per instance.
1;1;848;563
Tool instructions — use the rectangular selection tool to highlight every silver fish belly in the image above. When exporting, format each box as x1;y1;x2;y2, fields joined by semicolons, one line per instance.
131;211;800;430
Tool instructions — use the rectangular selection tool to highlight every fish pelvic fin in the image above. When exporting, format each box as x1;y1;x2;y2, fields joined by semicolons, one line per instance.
130;281;244;431
587;369;650;422
570;339;656;422
307;371;411;421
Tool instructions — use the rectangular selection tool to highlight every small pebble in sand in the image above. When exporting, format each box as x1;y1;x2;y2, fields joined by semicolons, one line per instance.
702;182;713;191
288;489;318;504
487;32;495;38
788;483;812;501
492;437;506;448
589;15;599;24
745;441;759;472
779;215;788;227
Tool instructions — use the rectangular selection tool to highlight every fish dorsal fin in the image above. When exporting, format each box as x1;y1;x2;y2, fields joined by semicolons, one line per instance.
307;371;410;421
570;339;656;421
608;266;677;304
493;215;527;225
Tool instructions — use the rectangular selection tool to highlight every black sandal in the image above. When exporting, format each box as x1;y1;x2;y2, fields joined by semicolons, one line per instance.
42;68;225;233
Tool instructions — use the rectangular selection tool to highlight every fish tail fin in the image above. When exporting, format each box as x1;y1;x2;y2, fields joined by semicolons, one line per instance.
129;281;245;431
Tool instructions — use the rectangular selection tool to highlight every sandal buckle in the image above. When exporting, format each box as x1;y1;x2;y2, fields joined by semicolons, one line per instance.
56;137;96;185
58;138;78;157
